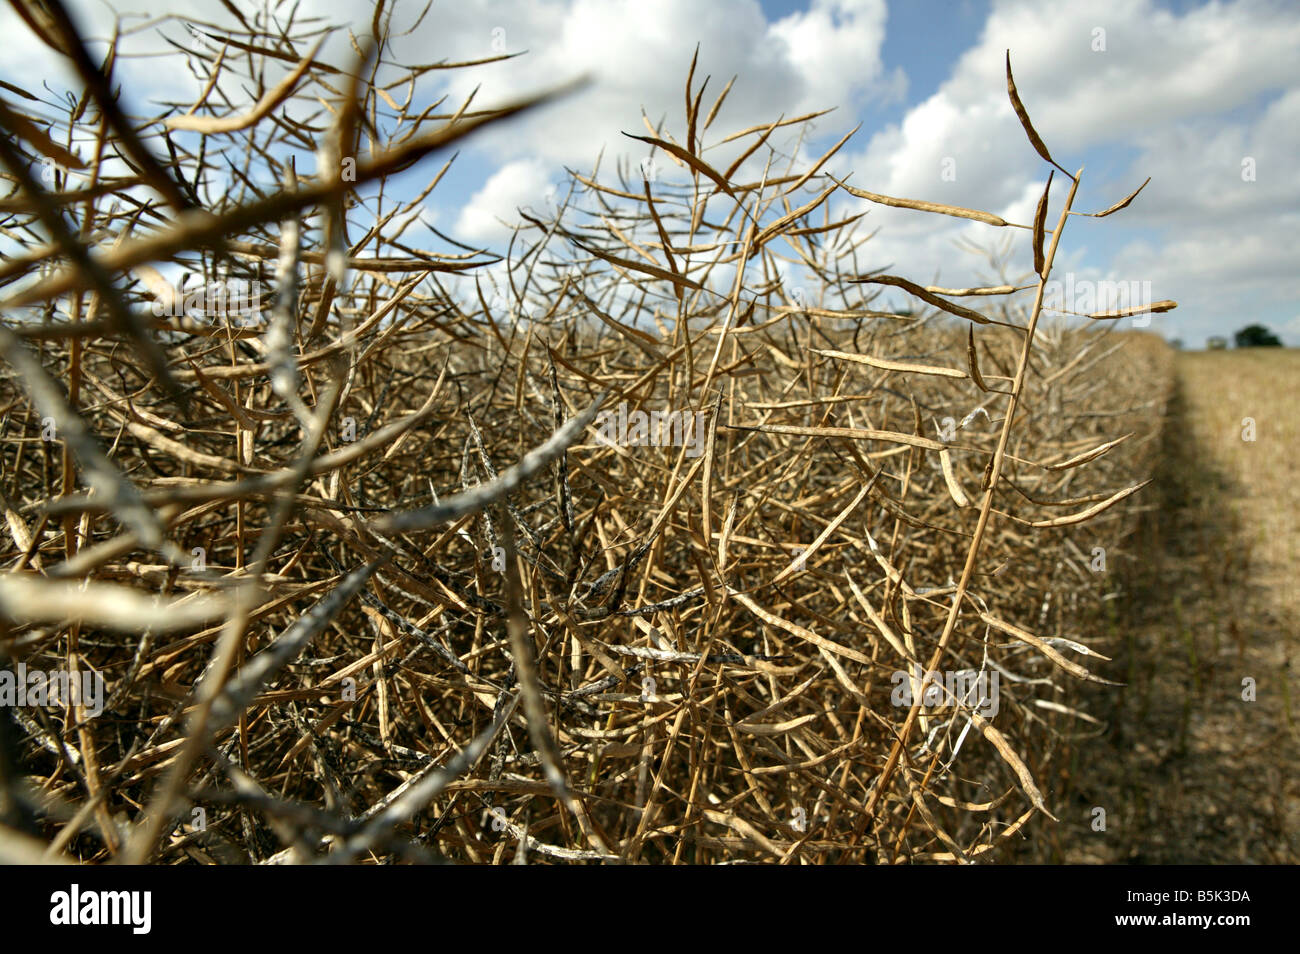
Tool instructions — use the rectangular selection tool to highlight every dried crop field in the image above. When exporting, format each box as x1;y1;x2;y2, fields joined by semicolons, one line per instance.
1034;346;1299;864
0;3;1186;864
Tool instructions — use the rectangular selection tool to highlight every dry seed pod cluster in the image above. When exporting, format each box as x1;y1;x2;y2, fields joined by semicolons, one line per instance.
0;4;1174;863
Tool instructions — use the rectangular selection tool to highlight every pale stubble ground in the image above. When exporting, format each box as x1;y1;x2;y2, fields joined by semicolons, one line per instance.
1033;347;1299;864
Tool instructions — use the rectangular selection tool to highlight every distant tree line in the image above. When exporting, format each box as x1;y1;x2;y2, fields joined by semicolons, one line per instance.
1233;324;1282;347
1193;325;1283;350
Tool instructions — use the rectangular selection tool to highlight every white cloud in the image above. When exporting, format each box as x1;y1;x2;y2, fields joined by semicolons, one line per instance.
826;0;1300;343
3;0;1295;345
767;0;906;113
376;0;899;167
453;158;558;243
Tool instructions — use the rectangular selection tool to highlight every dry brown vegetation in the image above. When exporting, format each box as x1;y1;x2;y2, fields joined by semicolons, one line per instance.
0;2;1181;863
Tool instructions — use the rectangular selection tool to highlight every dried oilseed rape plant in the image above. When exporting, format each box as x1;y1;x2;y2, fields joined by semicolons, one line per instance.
0;2;1176;864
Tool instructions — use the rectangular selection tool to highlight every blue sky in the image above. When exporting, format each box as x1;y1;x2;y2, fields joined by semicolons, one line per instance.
2;0;1297;347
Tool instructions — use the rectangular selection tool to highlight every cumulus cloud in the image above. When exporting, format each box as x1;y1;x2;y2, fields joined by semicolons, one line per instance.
1;0;1294;344
825;0;1300;343
454;158;559;243
376;0;906;180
